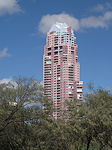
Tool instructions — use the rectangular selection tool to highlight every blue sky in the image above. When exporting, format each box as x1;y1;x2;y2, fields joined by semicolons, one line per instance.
0;0;112;91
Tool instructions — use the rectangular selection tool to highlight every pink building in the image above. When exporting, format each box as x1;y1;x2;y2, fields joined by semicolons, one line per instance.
43;22;83;119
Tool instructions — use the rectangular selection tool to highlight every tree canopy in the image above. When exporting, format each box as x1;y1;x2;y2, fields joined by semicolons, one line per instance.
0;78;112;150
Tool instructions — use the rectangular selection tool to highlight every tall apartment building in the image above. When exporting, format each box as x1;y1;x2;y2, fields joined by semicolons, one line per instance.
43;22;83;119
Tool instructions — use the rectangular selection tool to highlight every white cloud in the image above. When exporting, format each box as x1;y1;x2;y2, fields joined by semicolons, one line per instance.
38;11;112;33
80;16;107;29
0;48;11;58
92;2;112;13
39;13;79;33
104;11;112;20
80;11;112;29
92;4;104;12
0;0;21;16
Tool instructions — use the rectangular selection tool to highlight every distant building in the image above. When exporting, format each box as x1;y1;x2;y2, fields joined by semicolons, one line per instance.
43;22;83;119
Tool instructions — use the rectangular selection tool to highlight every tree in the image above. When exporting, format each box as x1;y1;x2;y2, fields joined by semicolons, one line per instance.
0;78;44;149
68;88;112;150
0;79;112;150
0;78;69;150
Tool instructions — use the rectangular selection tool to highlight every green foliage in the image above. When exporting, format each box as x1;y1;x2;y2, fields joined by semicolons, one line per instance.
0;79;112;150
67;89;112;150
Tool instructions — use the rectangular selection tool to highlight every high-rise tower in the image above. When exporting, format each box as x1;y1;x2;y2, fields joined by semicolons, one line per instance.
43;22;83;119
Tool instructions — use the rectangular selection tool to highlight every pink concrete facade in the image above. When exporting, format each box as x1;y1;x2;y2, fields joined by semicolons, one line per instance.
43;23;83;119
